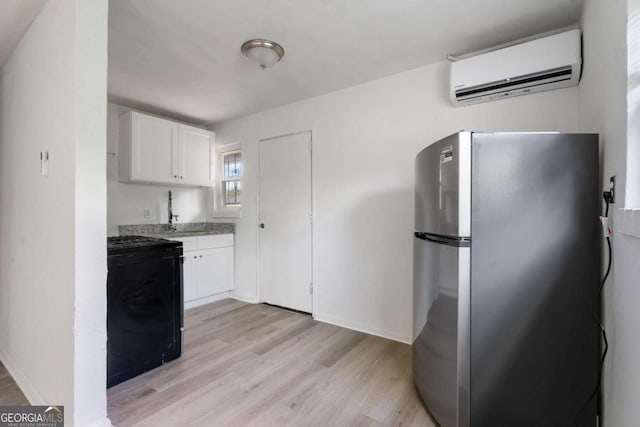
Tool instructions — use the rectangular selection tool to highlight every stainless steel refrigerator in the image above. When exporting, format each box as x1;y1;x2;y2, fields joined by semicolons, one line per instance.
413;132;600;426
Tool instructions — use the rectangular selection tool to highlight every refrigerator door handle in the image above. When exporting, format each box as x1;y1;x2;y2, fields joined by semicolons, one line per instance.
414;231;471;247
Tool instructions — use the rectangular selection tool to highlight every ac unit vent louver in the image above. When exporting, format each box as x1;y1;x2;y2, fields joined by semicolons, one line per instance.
450;30;582;106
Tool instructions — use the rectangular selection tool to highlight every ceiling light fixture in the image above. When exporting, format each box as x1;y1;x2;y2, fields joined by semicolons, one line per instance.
241;39;285;69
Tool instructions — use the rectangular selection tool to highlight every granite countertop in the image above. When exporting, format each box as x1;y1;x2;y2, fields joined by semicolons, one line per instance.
119;222;234;238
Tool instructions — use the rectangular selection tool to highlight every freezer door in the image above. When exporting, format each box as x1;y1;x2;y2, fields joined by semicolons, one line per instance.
415;132;471;237
413;236;470;427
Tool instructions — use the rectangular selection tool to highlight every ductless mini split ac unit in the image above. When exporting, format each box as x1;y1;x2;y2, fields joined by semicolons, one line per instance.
450;29;582;106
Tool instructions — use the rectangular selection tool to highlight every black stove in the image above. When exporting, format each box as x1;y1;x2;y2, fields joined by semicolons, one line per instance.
107;235;183;387
107;235;181;255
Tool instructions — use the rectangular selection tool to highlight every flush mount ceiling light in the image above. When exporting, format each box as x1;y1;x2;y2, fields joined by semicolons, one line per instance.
241;39;285;69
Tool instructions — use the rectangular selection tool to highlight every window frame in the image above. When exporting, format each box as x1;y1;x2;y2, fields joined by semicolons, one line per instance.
221;150;242;207
212;145;242;218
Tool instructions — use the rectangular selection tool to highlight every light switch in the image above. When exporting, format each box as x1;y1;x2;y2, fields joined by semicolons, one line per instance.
40;151;49;176
143;208;152;219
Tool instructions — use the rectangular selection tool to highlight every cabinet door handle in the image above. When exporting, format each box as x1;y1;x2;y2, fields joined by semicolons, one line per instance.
180;176;183;179
174;175;178;178
200;255;203;258
193;256;197;259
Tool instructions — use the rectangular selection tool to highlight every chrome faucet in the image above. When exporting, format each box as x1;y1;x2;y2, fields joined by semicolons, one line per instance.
168;191;179;230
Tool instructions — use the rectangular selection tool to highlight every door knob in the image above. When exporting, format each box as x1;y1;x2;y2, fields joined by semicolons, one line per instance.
260;223;265;229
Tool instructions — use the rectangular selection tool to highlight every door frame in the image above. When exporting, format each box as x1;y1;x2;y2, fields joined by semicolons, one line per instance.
256;129;315;316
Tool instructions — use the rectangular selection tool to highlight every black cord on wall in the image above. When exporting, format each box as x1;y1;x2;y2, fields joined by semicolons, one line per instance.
575;192;613;426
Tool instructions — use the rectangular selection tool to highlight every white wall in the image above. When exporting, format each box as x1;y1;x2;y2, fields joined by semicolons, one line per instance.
107;103;211;236
0;0;74;410
214;61;579;342
0;1;110;426
580;1;640;426
74;1;110;426
628;0;640;208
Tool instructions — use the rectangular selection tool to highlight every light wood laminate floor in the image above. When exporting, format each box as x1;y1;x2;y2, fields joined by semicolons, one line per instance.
0;362;29;405
108;299;434;426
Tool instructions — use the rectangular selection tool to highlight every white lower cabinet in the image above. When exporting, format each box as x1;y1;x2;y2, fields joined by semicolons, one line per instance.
182;255;198;302
198;248;234;296
171;234;234;309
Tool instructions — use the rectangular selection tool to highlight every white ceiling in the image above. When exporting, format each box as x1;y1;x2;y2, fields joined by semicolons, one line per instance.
110;0;584;125
0;0;47;69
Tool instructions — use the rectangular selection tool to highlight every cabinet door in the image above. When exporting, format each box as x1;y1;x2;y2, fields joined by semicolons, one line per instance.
179;125;214;186
197;247;233;297
131;113;179;183
182;252;198;302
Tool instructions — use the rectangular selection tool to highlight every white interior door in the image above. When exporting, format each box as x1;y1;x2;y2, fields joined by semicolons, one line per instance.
259;131;312;313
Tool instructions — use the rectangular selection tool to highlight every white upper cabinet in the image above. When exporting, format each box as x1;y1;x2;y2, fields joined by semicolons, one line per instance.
179;124;214;187
119;111;215;187
121;112;178;184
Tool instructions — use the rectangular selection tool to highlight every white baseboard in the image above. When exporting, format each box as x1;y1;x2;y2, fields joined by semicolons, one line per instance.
231;293;258;304
83;417;113;427
0;347;41;404
185;291;232;310
618;208;640;238
0;349;115;427
217;299;410;343
314;312;412;344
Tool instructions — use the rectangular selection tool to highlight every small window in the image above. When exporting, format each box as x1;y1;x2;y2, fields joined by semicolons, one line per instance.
221;151;242;206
